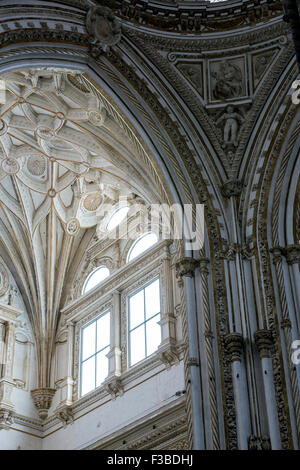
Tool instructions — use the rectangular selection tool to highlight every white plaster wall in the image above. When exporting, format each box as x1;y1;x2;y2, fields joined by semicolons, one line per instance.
43;362;185;450
0;429;42;450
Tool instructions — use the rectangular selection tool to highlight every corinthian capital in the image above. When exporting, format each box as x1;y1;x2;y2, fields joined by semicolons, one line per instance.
175;258;199;278
254;329;273;358
224;332;244;362
199;257;210;276
284;245;300;265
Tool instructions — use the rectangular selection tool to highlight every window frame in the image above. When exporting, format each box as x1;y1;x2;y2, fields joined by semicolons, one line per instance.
82;265;110;295
79;309;111;397
126;232;158;263
127;276;162;368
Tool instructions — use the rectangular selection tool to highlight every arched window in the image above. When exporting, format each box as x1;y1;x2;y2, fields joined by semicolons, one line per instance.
127;232;158;262
82;266;110;294
106;206;129;232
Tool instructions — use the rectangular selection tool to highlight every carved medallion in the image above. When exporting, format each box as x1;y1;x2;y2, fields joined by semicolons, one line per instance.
83;192;103;211
27;155;46;177
86;6;121;56
66;218;80;236
88;108;107;127
1;158;20;175
36;126;55;141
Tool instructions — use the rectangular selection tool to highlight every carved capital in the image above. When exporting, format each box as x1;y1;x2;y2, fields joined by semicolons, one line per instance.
224;332;244;362
248;434;271;450
175;258;199;278
284;245;300;265
221;179;243;198
157;343;180;370
281;318;292;330
270;246;284;264
199;257;210;276
56;405;74;428
31;388;56;420
103;376;123;400
187;357;199;367
0;408;14;431
254;329;273;358
86;6;121;58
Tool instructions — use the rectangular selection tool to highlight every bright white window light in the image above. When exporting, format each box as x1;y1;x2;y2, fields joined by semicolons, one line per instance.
128;278;161;366
83;266;110;294
106;206;129;231
127;232;158;262
80;310;110;396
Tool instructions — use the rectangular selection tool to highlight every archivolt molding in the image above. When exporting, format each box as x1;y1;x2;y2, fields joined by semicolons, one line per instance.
0;261;9;297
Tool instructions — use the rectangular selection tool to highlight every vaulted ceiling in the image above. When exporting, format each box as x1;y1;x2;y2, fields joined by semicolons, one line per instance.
0;68;168;386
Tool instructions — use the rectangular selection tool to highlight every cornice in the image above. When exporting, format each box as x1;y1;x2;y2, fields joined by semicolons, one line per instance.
95;0;283;34
86;395;187;450
62;240;171;318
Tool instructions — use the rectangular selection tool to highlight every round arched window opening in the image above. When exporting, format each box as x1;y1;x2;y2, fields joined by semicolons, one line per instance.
82;266;110;294
127;232;158;263
106;206;130;232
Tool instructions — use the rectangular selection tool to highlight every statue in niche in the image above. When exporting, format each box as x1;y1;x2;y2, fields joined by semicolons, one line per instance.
211;60;243;100
216;105;245;149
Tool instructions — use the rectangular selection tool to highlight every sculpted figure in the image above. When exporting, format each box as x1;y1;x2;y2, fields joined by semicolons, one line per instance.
212;60;243;100
216;105;244;148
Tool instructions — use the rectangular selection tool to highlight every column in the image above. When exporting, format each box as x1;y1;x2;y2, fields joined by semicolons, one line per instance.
224;332;252;450
104;291;123;399
158;250;178;368
254;329;281;449
176;257;204;450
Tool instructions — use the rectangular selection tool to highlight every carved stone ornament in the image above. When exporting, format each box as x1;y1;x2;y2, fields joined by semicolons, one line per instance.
27;155;47;177
56;405;74;428
86;7;121;58
175;258;199;278
254;329;273;358
103;376;123;400
224;332;244;362
221;179;243;198
157;343;180;369
31;388;56;420
0;408;14;431
284;245;300;265
248;434;271;450
66;218;80;236
0;263;9;297
1;158;20;175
